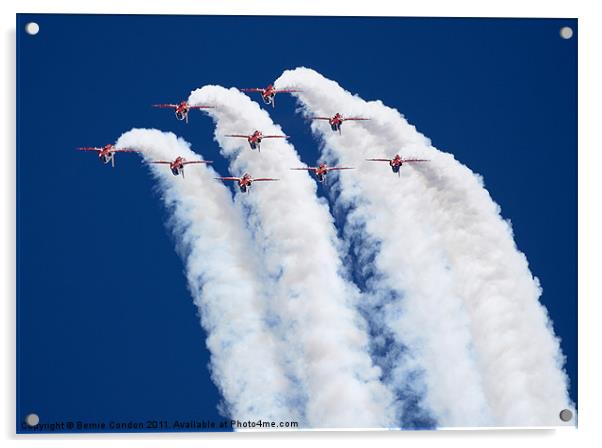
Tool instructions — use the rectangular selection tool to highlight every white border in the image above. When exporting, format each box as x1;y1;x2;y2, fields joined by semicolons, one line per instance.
2;1;599;447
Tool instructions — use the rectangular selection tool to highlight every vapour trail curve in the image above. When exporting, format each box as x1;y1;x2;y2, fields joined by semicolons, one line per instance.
117;128;299;423
276;67;572;426
188;87;397;428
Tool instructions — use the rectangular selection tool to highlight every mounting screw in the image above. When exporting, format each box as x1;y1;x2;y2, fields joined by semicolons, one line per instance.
25;413;39;427
25;22;40;35
559;409;573;422
560;26;573;40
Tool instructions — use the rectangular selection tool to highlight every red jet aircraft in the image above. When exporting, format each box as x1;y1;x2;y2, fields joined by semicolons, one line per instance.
216;173;279;193
225;130;288;151
312;113;370;134
150;156;213;178
290;162;354;183
366;155;429;176
77;144;140;168
152;101;213;123
240;84;302;108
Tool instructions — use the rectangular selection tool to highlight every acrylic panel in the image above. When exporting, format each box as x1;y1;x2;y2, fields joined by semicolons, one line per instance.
16;13;577;432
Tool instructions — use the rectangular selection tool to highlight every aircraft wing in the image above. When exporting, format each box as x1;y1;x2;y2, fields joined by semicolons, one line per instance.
188;105;214;109
366;158;391;162
402;159;429;163
274;89;302;93
149;161;172;164
326;167;355;171
311;117;331;121
263;135;288;139
152;104;178;109
111;148;140;153
290;167;317;171
240;88;264;92
251;178;279;182
225;134;251;138
215;177;241;181
342;117;370;121
77;147;101;152
182;160;213;165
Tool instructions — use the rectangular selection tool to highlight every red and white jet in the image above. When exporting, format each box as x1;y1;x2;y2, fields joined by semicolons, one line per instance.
240;84;302;108
312;113;370;134
152;101;213;123
225;130;288;152
150;156;213;178
216;173;279;193
291;162;354;183
366;154;429;176
77;144;140;168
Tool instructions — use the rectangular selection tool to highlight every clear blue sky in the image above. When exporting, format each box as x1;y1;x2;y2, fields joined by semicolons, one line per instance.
17;14;577;432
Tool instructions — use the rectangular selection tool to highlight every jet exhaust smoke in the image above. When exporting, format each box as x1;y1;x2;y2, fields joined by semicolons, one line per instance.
116;128;299;423
188;87;397;428
275;67;573;427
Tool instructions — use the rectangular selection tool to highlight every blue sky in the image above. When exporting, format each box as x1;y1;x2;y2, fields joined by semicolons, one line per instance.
16;14;577;432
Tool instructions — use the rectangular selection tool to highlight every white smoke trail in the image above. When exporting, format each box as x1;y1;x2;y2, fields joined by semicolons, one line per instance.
275;67;573;427
187;87;396;428
275;71;493;427
116;128;298;423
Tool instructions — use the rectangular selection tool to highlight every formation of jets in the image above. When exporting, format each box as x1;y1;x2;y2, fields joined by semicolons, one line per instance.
78;81;429;193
